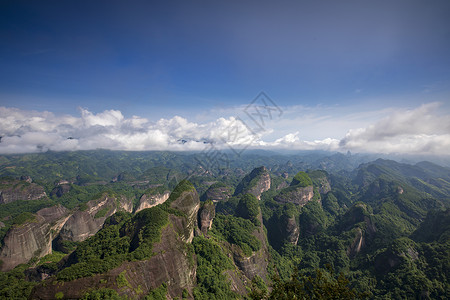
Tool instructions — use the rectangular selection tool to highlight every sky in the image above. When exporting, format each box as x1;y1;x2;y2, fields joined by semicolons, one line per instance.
0;0;449;156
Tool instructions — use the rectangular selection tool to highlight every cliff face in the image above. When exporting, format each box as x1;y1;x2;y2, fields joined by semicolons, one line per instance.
30;214;197;299
56;194;133;244
170;188;200;243
135;191;170;213
30;183;201;300
0;179;47;204
234;166;271;200
274;185;314;206
50;184;71;197
198;201;215;234
204;185;232;202
231;213;270;283
0;205;68;271
341;204;377;257
284;215;300;245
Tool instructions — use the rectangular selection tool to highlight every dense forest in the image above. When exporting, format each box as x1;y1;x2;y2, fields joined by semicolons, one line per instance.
0;150;449;299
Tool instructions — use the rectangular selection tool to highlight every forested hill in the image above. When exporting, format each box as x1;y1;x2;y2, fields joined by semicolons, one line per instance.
0;150;449;299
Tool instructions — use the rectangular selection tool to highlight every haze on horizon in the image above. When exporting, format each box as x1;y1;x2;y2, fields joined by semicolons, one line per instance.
0;0;449;156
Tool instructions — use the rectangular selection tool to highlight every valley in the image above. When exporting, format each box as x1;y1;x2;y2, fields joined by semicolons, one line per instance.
0;150;449;299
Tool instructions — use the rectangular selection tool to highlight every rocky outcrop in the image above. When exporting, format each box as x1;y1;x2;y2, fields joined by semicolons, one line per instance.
56;194;133;244
234;166;271;200
316;176;331;194
0;205;68;271
204;184;233;202
50;184;71;197
169;185;200;243
347;228;364;257
374;238;419;274
198;201;215;234
274;185;314;206
341;203;377;256
232;213;270;282
135;191;170;213
30;214;197;299
284;215;300;245
273;171;316;206
0;179;47;204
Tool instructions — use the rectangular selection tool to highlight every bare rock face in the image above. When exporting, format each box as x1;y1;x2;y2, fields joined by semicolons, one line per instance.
343;203;377;257
0;179;47;204
285;215;300;245
198;201;215;234
30;215;197;299
274;185;314;206
170;186;200;243
135;191;170;213
234;166;271;200
232;214;270;282
56;194;133;244
0;205;68;271
204;185;233;202
50;184;71;197
347;228;364;257
316;176;331;194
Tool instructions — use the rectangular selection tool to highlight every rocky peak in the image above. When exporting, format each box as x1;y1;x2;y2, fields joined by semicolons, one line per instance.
203;183;233;202
135;190;170;213
0;205;68;271
0;179;47;204
198;201;215;234
273;171;315;206
168;180;200;243
55;193;133;247
234;166;271;200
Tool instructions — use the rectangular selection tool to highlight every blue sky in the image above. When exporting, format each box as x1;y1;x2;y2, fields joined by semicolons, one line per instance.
0;0;450;155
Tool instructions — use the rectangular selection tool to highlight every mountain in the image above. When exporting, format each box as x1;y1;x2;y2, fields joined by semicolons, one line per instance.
0;151;449;299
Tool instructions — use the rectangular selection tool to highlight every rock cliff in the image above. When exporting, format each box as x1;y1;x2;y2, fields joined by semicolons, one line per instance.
0;205;68;271
203;184;233;202
135;190;170;213
168;181;200;243
274;185;314;206
231;213;270;283
274;171;315;206
0;179;47;204
30;214;197;299
234;166;271;200
56;194;133;244
198;201;215;234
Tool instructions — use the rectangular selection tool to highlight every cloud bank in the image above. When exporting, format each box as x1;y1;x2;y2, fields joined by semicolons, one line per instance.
0;103;448;155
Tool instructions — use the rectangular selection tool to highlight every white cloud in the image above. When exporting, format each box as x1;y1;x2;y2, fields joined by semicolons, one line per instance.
339;102;450;155
0;103;449;155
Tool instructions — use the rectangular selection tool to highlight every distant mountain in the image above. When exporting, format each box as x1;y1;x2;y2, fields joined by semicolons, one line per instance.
0;151;449;298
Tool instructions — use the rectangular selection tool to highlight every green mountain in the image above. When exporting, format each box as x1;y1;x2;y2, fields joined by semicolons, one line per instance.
0;151;449;299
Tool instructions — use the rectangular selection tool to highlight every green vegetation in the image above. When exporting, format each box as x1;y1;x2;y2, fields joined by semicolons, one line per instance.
192;236;237;299
94;206;110;218
291;171;313;187
82;288;125;300
144;283;168;300
212;214;261;256
0;199;56;240
12;212;36;226
1;152;450;299
0;264;37;299
234;166;267;195
269;268;366;299
236;193;260;225
116;270;130;288
57;206;169;281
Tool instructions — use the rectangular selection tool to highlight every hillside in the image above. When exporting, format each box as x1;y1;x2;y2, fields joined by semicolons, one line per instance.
0;151;449;299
